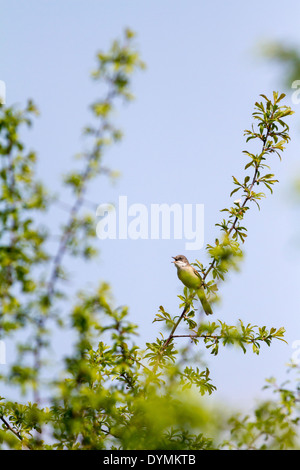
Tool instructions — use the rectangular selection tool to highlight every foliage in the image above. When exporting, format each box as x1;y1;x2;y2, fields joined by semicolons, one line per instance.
224;363;300;449
0;30;298;450
260;41;300;89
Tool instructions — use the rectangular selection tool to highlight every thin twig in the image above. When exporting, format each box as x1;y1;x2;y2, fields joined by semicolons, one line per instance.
203;121;272;281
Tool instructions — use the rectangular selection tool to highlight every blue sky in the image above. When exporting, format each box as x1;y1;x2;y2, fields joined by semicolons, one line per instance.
1;0;300;409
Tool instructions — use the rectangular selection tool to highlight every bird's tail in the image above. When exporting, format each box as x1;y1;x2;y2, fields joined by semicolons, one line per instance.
197;288;213;315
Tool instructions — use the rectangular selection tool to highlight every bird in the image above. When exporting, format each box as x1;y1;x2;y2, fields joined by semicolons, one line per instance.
172;255;213;315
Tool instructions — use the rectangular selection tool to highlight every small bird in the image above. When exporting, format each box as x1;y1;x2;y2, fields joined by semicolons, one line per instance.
172;255;213;315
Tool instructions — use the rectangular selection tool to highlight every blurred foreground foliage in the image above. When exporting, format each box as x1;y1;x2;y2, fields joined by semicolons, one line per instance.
0;30;299;450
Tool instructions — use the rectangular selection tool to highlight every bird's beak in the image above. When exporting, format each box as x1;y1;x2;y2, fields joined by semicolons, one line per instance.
171;256;175;263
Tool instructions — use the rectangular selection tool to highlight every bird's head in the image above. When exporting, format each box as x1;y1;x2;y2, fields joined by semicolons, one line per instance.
172;255;189;268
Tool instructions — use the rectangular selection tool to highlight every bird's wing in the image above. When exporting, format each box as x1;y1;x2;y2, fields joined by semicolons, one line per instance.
192;266;203;281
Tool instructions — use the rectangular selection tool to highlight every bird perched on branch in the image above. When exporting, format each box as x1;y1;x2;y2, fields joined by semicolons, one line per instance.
172;255;213;315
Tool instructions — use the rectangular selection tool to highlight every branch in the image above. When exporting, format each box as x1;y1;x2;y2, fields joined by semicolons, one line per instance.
0;415;31;449
148;92;293;370
203;120;272;282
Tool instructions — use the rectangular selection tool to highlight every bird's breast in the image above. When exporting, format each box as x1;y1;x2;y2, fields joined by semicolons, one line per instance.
177;267;201;289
